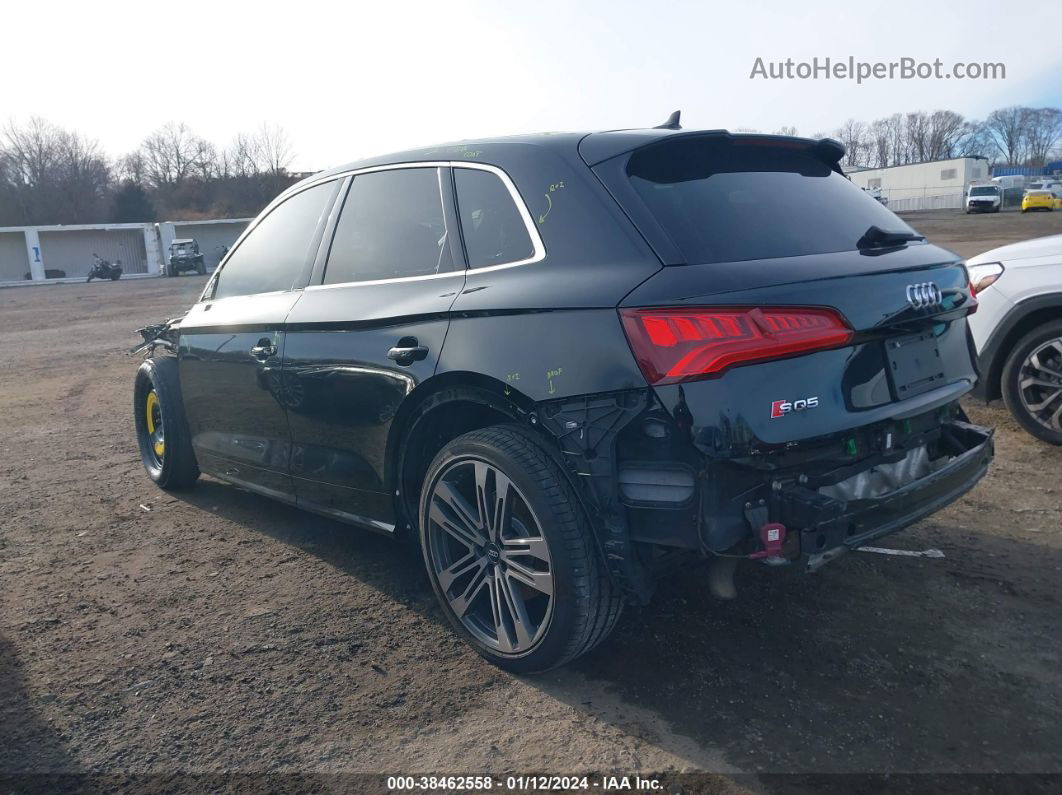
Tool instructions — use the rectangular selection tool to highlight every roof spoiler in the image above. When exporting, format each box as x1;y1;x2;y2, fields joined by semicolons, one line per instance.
813;137;846;173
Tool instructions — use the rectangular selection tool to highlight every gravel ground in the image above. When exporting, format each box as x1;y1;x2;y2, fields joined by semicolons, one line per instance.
2;210;1061;791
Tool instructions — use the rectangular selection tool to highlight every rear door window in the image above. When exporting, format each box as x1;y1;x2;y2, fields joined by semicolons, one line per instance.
624;137;914;264
213;181;335;299
454;168;535;268
323;167;456;284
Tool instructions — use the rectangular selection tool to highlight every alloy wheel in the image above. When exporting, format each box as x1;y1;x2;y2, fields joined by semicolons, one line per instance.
1018;338;1062;432
426;459;554;655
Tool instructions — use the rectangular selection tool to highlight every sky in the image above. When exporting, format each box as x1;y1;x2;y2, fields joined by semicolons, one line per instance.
4;0;1061;171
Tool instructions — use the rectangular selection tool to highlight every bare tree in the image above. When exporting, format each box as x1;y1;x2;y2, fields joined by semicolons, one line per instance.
956;121;995;159
868;117;895;167
253;123;293;175
115;151;147;185
139;122;216;187
774;125;798;137
834;119;868;167
984;106;1031;165
905;112;931;162
924;110;967;160
1024;107;1062;166
0;117;110;224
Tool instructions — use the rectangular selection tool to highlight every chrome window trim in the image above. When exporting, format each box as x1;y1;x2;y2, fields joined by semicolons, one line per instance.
304;160;545;291
450;162;545;270
200;175;344;303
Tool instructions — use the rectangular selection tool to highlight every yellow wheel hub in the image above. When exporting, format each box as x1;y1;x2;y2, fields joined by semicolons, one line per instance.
145;390;165;459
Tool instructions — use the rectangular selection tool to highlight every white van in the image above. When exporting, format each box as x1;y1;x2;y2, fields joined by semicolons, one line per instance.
967;183;1003;213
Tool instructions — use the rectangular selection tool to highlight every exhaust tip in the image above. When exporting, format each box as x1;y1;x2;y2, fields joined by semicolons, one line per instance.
707;555;739;600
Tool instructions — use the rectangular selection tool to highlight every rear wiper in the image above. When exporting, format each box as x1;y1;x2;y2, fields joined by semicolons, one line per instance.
856;225;925;250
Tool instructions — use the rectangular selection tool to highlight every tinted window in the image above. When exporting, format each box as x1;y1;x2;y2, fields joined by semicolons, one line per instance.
324;168;455;284
626;137;915;264
454;168;534;268
214;182;334;299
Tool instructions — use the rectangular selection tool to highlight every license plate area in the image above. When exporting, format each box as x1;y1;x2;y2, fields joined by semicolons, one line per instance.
886;332;944;399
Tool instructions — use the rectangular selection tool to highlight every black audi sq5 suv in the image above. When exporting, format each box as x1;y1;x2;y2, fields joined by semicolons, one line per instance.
133;117;993;671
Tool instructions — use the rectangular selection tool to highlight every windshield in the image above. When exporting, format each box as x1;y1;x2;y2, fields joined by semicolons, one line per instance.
625;137;914;264
970;187;998;196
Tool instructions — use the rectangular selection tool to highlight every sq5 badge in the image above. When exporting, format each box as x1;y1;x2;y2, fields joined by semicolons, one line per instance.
771;396;819;418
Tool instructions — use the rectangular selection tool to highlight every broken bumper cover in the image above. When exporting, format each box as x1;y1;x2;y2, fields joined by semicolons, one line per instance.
775;422;993;569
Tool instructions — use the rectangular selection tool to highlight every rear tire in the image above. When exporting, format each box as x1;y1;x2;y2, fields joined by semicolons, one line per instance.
196;260;206;275
1001;320;1062;445
419;425;622;672
134;357;200;488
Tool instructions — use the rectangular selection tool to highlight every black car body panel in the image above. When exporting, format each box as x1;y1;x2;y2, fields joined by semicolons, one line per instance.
178;292;298;500
149;125;991;604
628;252;976;445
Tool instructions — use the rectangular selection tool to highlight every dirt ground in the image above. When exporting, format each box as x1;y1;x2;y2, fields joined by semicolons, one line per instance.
897;205;1062;259
2;210;1061;791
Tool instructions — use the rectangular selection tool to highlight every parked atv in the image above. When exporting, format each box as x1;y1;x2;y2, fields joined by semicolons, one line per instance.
167;239;206;277
86;254;122;282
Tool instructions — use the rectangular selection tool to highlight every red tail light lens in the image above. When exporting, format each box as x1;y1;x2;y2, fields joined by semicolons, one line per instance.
619;306;853;385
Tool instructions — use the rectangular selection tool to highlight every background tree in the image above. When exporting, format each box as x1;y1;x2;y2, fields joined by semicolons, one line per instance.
0;117;110;225
1025;107;1062;166
138;122;216;188
834;118;868;168
110;181;156;222
984;106;1031;165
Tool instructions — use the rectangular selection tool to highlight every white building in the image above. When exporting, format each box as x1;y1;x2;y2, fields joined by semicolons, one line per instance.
0;218;250;286
0;223;160;283
846;156;990;212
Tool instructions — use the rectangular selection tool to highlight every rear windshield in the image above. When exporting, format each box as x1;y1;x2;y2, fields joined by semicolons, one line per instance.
625;137;914;264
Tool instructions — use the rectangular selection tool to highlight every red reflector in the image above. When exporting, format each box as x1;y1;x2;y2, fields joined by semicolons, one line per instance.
619;306;853;385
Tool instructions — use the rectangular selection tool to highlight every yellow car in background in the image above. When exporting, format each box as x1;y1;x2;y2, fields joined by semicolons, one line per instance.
1021;190;1062;212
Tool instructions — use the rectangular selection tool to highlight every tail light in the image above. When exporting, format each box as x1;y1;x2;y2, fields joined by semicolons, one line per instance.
619;306;852;385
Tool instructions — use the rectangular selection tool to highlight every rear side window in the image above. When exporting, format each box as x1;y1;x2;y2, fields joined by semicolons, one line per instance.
324;167;455;284
214;182;334;299
625;137;914;264
454;168;535;268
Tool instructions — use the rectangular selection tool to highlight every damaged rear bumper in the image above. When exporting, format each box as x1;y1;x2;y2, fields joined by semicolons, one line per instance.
613;403;994;571
774;421;993;569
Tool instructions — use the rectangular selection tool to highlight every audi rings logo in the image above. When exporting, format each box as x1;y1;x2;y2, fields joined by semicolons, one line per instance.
906;282;943;309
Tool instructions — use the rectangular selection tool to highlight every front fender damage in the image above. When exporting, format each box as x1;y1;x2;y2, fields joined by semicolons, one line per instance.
129;317;182;357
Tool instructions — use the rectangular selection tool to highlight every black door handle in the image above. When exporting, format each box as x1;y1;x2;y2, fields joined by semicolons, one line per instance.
251;339;277;360
387;338;429;365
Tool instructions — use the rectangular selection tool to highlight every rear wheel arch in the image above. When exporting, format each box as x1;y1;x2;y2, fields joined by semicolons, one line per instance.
386;375;635;600
387;373;538;534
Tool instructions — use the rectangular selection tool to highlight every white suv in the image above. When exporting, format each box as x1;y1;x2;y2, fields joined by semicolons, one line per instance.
967;234;1062;443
